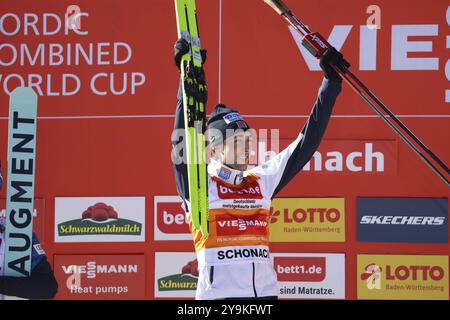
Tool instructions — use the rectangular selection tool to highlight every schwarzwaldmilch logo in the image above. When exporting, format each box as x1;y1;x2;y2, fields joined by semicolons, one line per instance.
157;259;198;291
58;202;142;236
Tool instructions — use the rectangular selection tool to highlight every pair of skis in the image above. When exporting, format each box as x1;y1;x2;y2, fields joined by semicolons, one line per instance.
175;0;209;237
263;0;449;187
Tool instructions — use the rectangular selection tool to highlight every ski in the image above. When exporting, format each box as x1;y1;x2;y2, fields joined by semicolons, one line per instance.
4;87;38;277
175;0;209;237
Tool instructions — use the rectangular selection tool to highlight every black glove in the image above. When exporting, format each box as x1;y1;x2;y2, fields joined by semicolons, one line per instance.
174;38;207;70
319;47;350;83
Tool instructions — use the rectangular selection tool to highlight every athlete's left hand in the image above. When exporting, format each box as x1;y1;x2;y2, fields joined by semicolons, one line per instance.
174;38;207;70
320;48;350;83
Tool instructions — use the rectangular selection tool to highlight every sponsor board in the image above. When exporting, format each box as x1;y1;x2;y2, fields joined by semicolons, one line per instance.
302;141;397;175
55;197;145;243
357;198;448;243
154;196;190;241
260;140;397;175
269;198;345;242
54;255;145;300
154;252;198;298
358;254;449;300
273;253;345;299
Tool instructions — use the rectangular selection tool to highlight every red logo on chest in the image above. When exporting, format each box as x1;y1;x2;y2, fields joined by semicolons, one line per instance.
216;180;263;199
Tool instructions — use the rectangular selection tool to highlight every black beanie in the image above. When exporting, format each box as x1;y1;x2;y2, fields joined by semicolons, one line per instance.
207;104;250;146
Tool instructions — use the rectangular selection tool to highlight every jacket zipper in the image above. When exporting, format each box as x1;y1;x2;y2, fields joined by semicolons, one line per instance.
209;266;214;285
252;263;258;298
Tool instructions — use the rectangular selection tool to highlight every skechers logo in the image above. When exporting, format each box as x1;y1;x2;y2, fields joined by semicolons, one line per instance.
360;216;446;225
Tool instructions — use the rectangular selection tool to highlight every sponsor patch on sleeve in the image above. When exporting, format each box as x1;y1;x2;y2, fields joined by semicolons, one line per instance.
33;243;45;255
218;167;232;181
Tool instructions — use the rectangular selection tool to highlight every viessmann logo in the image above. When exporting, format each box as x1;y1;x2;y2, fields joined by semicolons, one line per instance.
58;202;142;236
216;213;268;236
218;218;267;230
62;261;139;279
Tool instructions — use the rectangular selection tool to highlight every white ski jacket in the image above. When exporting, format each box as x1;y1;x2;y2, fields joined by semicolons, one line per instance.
172;78;342;299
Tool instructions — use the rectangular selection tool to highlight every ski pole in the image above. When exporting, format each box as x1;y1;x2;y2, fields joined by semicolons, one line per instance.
263;0;449;187
337;68;450;187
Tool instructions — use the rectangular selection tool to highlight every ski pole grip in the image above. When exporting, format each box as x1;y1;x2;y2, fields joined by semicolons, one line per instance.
301;32;331;58
263;0;290;15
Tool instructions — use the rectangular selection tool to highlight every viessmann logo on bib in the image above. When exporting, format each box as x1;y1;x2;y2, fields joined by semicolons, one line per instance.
216;213;268;236
216;180;263;200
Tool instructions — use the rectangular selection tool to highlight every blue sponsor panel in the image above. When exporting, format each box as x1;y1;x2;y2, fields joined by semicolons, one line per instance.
357;198;448;243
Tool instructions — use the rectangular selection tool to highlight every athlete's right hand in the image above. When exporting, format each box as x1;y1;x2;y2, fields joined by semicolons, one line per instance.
174;38;207;70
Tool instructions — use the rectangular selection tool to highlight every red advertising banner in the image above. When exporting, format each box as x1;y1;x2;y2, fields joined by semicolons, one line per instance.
53;255;145;300
156;200;188;235
275;256;326;282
